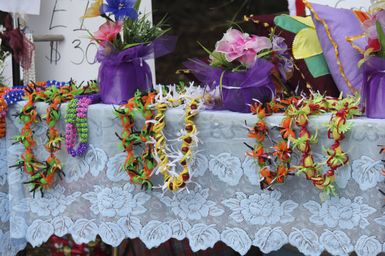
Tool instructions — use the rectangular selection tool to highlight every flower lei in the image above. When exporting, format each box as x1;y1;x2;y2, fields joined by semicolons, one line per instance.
65;94;100;157
247;93;361;195
246;104;272;187
324;96;361;191
115;91;157;190
153;86;183;190
153;86;202;192
13;81;98;195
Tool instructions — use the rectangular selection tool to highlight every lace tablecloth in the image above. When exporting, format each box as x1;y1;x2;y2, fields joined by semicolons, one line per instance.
1;103;385;256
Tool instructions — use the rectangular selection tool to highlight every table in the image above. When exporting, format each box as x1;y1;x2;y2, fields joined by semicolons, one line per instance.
1;103;385;256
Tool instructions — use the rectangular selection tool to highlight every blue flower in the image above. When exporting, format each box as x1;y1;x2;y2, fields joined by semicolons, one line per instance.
101;0;138;21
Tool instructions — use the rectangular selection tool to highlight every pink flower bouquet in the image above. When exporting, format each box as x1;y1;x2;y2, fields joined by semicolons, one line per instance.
184;28;293;113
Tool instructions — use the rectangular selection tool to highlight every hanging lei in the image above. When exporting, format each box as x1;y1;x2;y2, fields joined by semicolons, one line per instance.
65;94;100;157
13;81;98;195
322;95;361;195
36;85;65;192
153;86;202;192
245;103;272;187
13;84;43;195
253;97;298;189
288;94;327;190
153;86;183;190
115;91;157;190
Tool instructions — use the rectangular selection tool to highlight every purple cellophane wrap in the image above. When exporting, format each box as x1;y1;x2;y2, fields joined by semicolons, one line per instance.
363;56;385;119
184;58;275;113
97;36;176;104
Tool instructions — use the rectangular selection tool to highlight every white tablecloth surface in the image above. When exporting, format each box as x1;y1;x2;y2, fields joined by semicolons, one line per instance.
0;103;384;256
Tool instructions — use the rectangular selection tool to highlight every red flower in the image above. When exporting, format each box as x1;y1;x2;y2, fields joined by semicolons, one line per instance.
368;38;381;52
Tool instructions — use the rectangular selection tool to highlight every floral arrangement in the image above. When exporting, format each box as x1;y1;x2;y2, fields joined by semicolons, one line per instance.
208;28;291;75
360;4;385;118
86;0;169;51
185;28;293;113
246;93;361;197
84;0;175;104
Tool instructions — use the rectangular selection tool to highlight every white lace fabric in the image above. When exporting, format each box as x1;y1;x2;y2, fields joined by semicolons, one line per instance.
1;102;385;256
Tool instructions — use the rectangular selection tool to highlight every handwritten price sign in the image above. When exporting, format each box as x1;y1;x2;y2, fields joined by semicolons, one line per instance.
28;0;152;82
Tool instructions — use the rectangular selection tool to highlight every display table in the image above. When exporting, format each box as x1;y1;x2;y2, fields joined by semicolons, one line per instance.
0;103;384;256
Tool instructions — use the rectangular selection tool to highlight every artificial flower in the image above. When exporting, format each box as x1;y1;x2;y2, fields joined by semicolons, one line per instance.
240;35;272;67
272;36;288;54
215;28;272;67
363;9;385;52
215;28;248;62
93;21;122;45
83;0;103;19
101;0;138;21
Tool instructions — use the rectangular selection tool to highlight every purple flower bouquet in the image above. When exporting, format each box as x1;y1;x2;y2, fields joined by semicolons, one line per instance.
85;0;175;104
361;8;385;118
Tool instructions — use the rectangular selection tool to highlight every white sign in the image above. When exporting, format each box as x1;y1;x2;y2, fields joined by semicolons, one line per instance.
28;0;153;82
288;0;371;16
0;0;41;15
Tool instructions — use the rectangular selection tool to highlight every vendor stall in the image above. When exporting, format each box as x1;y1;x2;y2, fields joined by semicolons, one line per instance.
0;0;384;256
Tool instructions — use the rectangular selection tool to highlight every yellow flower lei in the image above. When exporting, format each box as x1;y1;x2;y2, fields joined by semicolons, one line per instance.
153;85;203;192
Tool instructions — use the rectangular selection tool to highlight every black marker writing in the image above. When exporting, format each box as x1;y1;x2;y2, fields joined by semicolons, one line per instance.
49;0;67;30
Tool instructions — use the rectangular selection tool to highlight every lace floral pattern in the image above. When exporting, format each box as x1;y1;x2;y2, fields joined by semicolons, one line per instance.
82;184;150;218
304;197;377;229
1;104;385;256
222;191;298;225
156;187;224;220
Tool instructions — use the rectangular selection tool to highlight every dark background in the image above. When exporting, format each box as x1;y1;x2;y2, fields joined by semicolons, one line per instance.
152;0;288;84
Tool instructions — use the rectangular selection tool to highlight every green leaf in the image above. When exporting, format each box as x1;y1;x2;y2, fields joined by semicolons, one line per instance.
134;0;141;11
197;41;214;57
376;21;385;57
197;41;233;69
123;42;145;49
